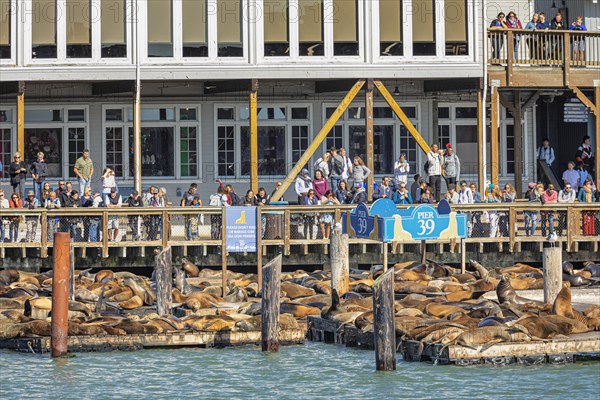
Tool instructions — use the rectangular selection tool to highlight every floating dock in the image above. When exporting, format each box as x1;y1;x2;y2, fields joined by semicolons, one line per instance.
0;329;306;354
307;316;600;366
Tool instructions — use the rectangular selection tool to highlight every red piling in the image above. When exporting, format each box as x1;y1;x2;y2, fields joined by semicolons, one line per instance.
51;232;70;357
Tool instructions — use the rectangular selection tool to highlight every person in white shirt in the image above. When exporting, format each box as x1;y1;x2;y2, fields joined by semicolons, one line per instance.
394;154;410;187
426;143;444;202
536;138;555;167
557;183;576;236
339;147;353;182
457;181;474;204
295;168;313;205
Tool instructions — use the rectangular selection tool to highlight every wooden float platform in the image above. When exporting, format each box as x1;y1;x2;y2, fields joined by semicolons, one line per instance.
307;316;600;365
0;329;306;354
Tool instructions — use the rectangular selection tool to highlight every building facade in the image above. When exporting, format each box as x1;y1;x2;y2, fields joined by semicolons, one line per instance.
0;0;596;200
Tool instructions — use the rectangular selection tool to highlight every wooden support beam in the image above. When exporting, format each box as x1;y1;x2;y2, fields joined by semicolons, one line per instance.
499;93;514;112
490;86;500;186
477;89;485;194
513;90;523;196
374;80;431;154
563;32;571;87
271;80;365;202
17;81;25;157
570;86;597;115
366;79;375;201
522;91;541;111
506;31;514;86
133;81;142;194
250;79;259;193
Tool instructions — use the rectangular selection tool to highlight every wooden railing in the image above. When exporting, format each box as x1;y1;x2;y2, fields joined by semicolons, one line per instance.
1;203;599;258
488;28;600;67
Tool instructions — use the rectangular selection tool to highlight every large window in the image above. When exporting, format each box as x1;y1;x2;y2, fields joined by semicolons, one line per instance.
438;104;481;177
218;0;243;57
0;109;13;178
444;0;468;55
412;0;436;56
147;0;173;57
333;0;358;56
66;0;92;58
101;0;127;58
23;106;88;178
183;0;208;57
32;0;57;59
264;0;289;56
379;0;402;56
103;105;201;179
215;105;311;178
325;103;420;176
299;0;324;56
0;0;11;59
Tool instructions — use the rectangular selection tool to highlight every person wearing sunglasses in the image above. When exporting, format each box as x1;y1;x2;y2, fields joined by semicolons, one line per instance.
0;190;9;242
8;152;27;198
8;192;23;242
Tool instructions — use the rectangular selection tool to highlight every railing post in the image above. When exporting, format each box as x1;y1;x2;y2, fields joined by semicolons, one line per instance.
507;30;514;85
161;210;169;248
40;211;48;258
564;32;571;86
567;206;576;251
102;210;109;258
221;207;227;297
509;205;516;252
284;209;291;256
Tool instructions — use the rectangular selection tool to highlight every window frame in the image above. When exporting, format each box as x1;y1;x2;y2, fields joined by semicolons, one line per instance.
101;104;202;180
24;0;133;65
322;101;421;178
213;103;313;179
0;0;16;64
0;106;16;181
21;105;89;179
256;0;364;64
141;0;249;64
372;0;474;62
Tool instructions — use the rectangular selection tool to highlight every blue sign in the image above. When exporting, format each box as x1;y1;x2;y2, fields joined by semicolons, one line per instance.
342;199;467;242
342;203;383;240
226;206;258;252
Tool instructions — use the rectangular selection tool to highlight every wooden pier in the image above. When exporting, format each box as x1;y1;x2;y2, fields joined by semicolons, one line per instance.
0;329;306;354
307;316;600;366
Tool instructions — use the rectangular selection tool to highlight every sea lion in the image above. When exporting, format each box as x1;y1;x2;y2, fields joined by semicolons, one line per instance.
583;262;600;278
174;268;203;295
543;315;590;334
75;287;100;303
119;295;144;310
469;260;491;279
517;316;572;339
396;269;432;282
497;263;540;275
1;310;32;322
0;269;20;286
181;258;200;277
184;292;221;312
19;319;52;337
95;269;115;283
68;321;108;336
553;283;600;330
281;303;320;318
496;275;546;307
110;288;134;302
235;314;299;332
455;326;512;347
223;286;248;303
0;320;24;340
424;303;466;318
280;282;316;299
562;273;590;287
0;298;23;309
123;277;154;305
562;262;574;275
394;281;432;294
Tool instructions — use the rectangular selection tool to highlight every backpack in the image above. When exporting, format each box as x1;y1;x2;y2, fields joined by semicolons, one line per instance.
332;156;344;176
209;193;222;206
424;160;430;172
313;158;323;171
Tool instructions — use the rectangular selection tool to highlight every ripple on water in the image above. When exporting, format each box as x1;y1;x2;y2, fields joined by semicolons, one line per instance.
1;343;599;400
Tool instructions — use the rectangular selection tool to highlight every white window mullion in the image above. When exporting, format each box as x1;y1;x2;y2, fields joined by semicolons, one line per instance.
403;0;413;58
254;0;264;61
91;0;101;60
56;0;66;60
125;0;133;60
242;0;249;61
288;0;299;59
207;0;218;60
172;0;183;60
435;0;444;58
138;0;148;61
174;125;181;179
468;0;475;60
359;0;367;62
323;0;333;58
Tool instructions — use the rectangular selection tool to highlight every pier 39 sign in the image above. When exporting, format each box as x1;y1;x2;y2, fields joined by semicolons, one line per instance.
342;199;467;242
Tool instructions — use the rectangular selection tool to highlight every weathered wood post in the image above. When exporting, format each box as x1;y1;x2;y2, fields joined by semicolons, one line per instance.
51;232;70;357
330;223;349;297
543;245;562;304
421;240;426;264
373;267;396;371
155;247;173;316
461;239;466;274
261;254;282;352
69;244;75;301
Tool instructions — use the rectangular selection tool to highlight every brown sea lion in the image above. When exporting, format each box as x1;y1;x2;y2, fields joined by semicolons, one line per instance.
497;263;540;275
396;308;424;317
281;303;320;318
496;275;546;307
0;298;23;309
223;286;248;303
445;286;474;302
0;269;20;286
395;269;431;282
0;320;24;339
119;295;144;310
507;276;536;291
517;316;572;339
544;315;590;334
294;294;331;306
184;292;221;311
95;269;115;283
394;281;432;294
424;303;467;318
181;258;200;277
281;282;316;299
553;283;600;330
455;326;512;347
1;310;32;322
68;322;108;336
20;319;52;337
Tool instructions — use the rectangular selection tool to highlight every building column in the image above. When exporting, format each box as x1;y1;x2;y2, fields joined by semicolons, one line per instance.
17;81;25;157
133;81;142;194
250;79;259;193
477;89;485;194
366;79;374;201
513;90;523;197
490;85;500;186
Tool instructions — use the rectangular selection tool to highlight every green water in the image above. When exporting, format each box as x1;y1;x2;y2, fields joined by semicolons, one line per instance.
1;343;599;399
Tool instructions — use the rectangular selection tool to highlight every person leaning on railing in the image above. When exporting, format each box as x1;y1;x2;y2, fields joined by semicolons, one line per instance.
65;190;82;242
490;13;508;60
8;192;22;243
505;11;523;60
540;184;558;239
80;187;94;242
578;179;597;236
550;12;566;62
486;185;503;238
569;16;587;64
536;13;550;61
22;191;40;243
524;13;539;60
557;183;576;236
45;191;61;241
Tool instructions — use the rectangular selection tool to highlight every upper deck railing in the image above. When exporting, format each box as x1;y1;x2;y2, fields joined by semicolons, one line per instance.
1;203;598;258
487;28;600;67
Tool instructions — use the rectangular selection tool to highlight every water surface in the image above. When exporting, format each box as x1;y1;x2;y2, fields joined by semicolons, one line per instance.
2;343;599;399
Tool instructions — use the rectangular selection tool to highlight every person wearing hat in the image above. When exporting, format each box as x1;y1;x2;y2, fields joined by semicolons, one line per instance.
8;152;27;198
349;182;367;204
442;144;460;190
23;190;40;243
295;168;313;205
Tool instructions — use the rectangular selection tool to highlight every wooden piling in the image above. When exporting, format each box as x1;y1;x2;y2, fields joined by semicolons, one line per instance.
461;239;466;274
155;247;173;316
69;245;75;301
51;232;70;357
261;254;282;352
330;224;349;297
372;267;396;371
421;240;427;264
543;246;562;304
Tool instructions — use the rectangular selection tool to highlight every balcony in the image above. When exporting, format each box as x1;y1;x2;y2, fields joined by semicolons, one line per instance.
487;29;600;88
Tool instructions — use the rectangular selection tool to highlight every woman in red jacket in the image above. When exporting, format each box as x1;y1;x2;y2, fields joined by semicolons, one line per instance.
8;192;23;242
541;184;558;239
